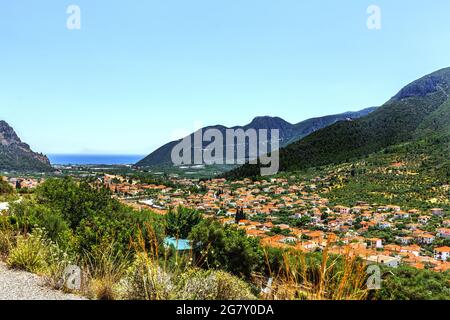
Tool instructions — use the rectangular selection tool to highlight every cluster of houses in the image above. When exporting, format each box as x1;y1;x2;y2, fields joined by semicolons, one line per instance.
1;172;449;272
105;174;450;273
1;176;40;189
1;176;39;215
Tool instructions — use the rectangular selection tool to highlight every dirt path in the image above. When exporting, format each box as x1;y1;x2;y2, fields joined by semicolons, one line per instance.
0;262;86;300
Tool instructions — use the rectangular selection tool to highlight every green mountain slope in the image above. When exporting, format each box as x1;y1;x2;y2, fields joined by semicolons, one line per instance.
416;95;450;137
136;108;376;168
226;67;450;178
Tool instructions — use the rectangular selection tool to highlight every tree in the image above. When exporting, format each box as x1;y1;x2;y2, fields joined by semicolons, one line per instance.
189;219;264;279
294;215;312;228
235;207;246;223
0;179;14;194
35;177;113;229
165;206;202;239
371;266;450;300
28;177;165;256
9;200;69;243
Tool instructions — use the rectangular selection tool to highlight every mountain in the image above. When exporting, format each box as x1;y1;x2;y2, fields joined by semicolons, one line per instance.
226;67;450;178
0;121;52;172
135;107;376;168
287;107;376;145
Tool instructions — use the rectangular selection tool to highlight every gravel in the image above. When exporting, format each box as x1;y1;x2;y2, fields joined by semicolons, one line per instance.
0;262;87;300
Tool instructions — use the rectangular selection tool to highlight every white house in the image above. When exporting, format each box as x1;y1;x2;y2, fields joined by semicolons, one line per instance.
334;206;350;215
396;236;413;245
418;216;431;224
394;211;410;220
417;234;435;245
279;236;298;244
400;245;421;257
377;221;392;229
437;228;450;239
434;247;450;261
364;255;401;268
367;238;383;249
431;208;444;216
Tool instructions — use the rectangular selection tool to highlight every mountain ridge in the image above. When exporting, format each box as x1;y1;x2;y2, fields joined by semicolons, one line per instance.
135;107;377;168
0;120;52;172
225;67;450;178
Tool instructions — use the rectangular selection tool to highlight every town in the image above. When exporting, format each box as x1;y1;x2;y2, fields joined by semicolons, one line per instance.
2;170;449;273
10;169;444;273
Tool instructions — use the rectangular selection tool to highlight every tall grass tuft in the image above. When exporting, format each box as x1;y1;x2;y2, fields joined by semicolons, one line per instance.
120;251;175;300
0;217;16;258
7;228;50;273
118;223;177;300
6;227;71;279
82;240;130;300
262;245;369;300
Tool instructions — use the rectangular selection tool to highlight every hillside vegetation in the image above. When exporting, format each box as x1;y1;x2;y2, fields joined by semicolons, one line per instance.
136;108;376;168
226;67;450;178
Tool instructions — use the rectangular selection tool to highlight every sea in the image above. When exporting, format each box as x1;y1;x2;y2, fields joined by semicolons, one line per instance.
47;154;145;166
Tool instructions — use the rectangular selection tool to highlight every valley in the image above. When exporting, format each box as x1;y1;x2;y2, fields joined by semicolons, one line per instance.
1;68;450;300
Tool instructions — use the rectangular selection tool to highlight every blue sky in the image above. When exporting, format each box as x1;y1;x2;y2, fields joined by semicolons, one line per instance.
1;0;450;155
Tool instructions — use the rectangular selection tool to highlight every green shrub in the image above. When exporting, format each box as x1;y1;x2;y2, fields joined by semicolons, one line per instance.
7;228;72;281
371;266;450;300
189;219;264;278
120;253;175;300
7;228;50;273
0;217;16;257
83;240;130;300
35;177;113;229
176;268;256;300
8;200;71;245
0;179;14;194
166;206;202;238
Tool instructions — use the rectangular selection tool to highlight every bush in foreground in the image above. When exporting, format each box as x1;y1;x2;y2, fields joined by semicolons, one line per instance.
6;227;72;287
176;268;256;300
119;253;175;300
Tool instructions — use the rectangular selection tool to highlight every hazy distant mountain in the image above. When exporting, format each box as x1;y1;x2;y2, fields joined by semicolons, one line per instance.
226;67;450;178
135;107;376;168
0;121;52;172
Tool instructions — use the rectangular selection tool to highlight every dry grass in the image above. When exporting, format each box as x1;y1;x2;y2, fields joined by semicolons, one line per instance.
81;240;130;300
261;245;368;300
0;219;16;259
119;223;177;300
1;216;370;301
